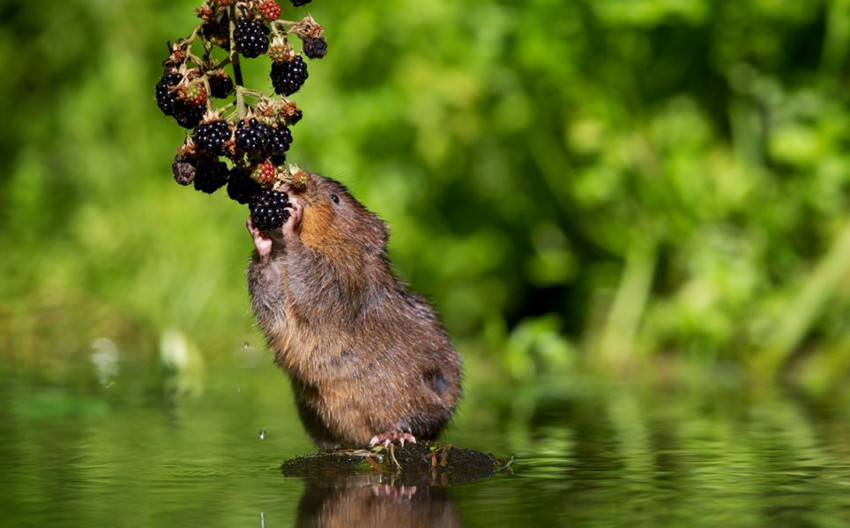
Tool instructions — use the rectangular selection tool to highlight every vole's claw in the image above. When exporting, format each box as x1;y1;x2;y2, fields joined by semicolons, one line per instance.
247;216;272;258
282;196;303;241
369;431;417;448
371;484;418;500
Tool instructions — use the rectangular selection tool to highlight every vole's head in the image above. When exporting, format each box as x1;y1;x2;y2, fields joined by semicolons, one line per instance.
286;171;389;255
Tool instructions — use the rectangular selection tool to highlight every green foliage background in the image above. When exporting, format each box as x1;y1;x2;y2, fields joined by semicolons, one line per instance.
2;0;850;390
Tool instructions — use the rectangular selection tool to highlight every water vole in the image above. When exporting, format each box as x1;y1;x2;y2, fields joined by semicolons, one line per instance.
247;171;462;448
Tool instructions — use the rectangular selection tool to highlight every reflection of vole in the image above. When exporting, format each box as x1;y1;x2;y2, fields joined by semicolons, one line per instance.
247;171;462;448
297;482;461;528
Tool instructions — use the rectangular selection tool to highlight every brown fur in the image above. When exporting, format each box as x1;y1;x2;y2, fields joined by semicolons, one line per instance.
248;172;462;448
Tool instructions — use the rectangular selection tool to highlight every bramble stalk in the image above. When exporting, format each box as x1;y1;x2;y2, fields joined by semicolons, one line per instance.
229;4;246;118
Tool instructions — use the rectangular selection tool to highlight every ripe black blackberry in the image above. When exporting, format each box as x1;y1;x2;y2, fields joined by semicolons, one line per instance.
227;167;262;204
172;154;196;186
193;157;230;193
155;70;182;116
265;125;292;156
172;102;205;129
302;36;327;59
234;19;270;58
202;17;231;49
270;56;308;96
250;189;290;231
193;120;232;155
235;118;270;156
208;73;234;98
290;0;311;6
156;70;205;129
282;108;302;126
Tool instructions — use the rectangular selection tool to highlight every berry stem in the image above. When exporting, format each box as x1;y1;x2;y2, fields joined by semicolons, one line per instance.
233;54;244;90
235;86;249;118
211;56;232;71
184;24;203;47
272;20;301;28
229;3;247;119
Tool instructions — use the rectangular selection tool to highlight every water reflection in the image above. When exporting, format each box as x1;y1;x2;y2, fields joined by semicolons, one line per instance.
294;475;461;528
7;361;850;527
284;444;503;528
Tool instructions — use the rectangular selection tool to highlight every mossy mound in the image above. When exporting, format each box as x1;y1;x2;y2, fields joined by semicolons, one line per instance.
281;443;511;486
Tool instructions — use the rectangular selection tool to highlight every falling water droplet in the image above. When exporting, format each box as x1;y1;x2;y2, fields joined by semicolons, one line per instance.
259;429;266;440
244;342;250;349
260;512;265;528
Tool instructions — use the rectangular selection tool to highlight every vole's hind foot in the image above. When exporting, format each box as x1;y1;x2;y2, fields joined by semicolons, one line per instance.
247;216;272;258
370;430;417;448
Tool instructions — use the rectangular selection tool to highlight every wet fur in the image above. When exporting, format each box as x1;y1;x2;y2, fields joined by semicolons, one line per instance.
248;172;462;447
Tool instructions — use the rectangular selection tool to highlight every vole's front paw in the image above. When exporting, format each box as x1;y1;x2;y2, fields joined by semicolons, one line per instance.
282;197;303;243
247;216;272;258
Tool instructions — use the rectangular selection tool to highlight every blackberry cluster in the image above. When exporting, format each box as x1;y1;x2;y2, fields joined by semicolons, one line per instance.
281;106;303;125
155;71;181;114
234;20;269;58
271;56;309;96
192;157;230;193
156;70;205;129
267;125;293;156
172;154;196;186
227;168;263;204
193;119;232;155
208;73;234;98
236;118;270;157
302;37;327;59
157;1;329;217
250;189;291;230
202;19;230;49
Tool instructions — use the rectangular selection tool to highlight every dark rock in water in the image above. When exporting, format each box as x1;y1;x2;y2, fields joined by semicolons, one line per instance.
281;443;511;486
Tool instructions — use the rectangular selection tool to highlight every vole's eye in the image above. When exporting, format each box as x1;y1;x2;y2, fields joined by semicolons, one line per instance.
330;193;340;205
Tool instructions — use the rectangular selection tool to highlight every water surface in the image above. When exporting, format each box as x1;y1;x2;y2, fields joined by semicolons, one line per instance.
3;352;850;527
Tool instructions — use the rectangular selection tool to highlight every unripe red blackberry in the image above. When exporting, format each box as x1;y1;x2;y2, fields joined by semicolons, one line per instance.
290;0;311;6
227;167;262;204
265;125;292;156
235;118;270;156
180;81;208;107
193;157;230;193
258;0;282;22
249;189;290;231
253;159;277;185
270;56;308;96
193;119;232;155
302;36;327;59
234;19;270;58
268;41;292;63
172;154;196;186
208;71;234;98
